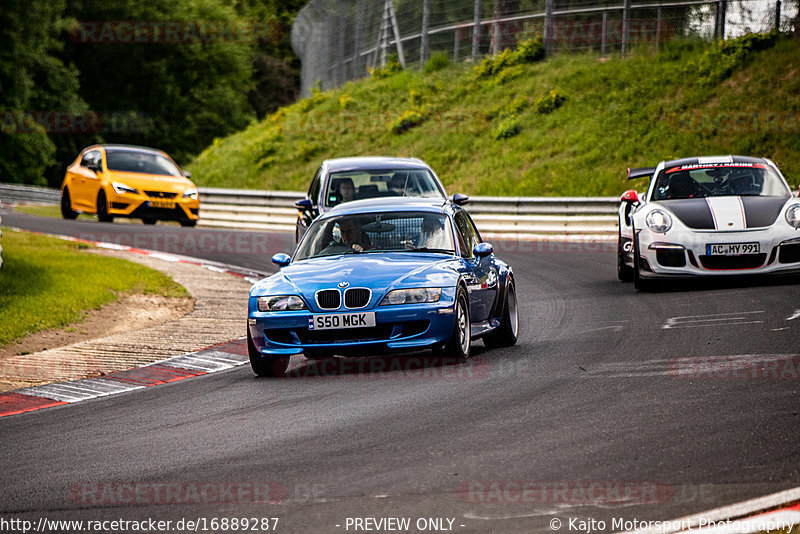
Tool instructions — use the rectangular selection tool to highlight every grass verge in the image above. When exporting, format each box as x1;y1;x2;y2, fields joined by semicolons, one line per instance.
0;229;187;347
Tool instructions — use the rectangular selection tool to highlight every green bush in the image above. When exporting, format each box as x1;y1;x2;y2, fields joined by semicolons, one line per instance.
370;54;403;79
424;52;450;73
389;110;426;134
338;93;354;110
515;37;546;63
474;37;545;79
475;48;516;79
409;90;424;107
495;65;524;85
492;115;522;140
686;31;780;87
246;128;282;166
295;88;328;112
534;90;567;114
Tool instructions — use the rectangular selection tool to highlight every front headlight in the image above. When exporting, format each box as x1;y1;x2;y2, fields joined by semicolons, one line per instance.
786;204;800;228
257;295;306;312
183;188;199;200
112;182;138;195
380;288;442;306
646;209;673;233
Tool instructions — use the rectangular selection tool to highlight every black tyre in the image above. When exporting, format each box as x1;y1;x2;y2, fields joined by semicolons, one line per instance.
617;230;634;282
484;278;519;349
142;217;157;225
60;188;78;219
440;285;471;359
96;190;113;223
248;329;289;377
180;220;197;227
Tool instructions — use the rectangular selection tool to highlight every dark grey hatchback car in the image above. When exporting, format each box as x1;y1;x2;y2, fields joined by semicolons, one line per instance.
294;156;468;242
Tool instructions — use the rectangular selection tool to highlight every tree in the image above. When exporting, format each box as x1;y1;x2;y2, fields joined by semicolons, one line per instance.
63;0;255;166
0;0;86;185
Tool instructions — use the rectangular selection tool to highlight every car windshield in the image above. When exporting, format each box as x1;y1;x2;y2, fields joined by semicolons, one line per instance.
651;163;789;201
325;168;444;207
106;149;183;177
295;211;455;260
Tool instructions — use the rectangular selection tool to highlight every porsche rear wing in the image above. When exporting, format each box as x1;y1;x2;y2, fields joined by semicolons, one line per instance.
627;167;657;180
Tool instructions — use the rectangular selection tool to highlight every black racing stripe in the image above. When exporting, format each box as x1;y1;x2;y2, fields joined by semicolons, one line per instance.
657;199;716;229
731;155;766;164
741;195;789;228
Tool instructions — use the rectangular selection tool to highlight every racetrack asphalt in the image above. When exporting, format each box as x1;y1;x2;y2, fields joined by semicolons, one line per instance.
1;209;799;533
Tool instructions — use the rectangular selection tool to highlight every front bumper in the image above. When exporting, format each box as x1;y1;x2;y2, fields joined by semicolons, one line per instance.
107;190;199;221
636;227;800;278
247;298;458;357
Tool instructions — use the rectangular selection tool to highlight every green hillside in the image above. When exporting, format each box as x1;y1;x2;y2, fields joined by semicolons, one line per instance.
188;33;800;197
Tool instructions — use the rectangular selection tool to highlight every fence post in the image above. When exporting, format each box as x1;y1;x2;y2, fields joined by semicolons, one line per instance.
621;0;631;55
421;0;430;66
656;7;662;52
472;0;482;61
336;0;346;83
601;11;608;55
454;29;460;61
353;0;364;77
388;0;406;67
716;0;727;39
544;0;554;55
775;0;782;31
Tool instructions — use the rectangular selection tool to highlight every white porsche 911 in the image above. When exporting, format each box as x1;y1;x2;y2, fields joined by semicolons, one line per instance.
618;155;800;290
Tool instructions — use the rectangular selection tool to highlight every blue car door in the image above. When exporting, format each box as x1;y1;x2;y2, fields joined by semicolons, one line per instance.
453;210;498;323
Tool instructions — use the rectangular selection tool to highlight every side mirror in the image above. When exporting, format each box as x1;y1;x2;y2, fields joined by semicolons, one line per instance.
183;170;192;179
473;242;494;258
271;253;291;268
294;198;313;211
620;189;639;203
452;193;469;206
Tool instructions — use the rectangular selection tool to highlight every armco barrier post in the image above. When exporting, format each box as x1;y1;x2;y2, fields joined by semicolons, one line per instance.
621;0;631;54
421;0;431;66
472;0;481;61
544;0;554;54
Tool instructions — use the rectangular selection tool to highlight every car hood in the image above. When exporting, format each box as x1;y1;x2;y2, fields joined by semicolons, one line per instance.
656;196;790;230
250;253;459;306
105;171;194;192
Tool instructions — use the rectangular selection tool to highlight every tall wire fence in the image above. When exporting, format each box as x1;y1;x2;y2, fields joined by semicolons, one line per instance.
291;0;797;95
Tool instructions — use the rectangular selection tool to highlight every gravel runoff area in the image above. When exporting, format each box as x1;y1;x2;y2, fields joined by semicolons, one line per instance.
0;248;253;392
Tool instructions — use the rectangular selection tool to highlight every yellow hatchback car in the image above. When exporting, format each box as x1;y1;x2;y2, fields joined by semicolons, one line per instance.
60;144;200;226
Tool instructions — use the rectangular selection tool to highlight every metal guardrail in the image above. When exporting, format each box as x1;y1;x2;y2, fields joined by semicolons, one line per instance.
0;183;620;238
0;183;61;205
